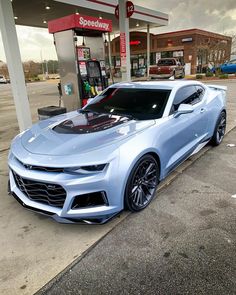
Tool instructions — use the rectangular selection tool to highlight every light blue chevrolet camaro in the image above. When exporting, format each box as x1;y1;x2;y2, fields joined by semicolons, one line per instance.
8;81;227;224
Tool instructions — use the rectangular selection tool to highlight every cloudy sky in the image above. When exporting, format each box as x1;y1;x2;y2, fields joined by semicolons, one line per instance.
1;0;236;62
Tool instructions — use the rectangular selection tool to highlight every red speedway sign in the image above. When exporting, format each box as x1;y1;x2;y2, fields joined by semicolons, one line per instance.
78;16;112;32
48;14;112;33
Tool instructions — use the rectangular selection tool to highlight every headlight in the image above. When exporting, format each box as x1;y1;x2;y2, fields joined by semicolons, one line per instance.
64;164;107;174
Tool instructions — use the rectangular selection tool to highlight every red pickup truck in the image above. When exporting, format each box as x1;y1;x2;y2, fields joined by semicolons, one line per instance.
149;58;185;79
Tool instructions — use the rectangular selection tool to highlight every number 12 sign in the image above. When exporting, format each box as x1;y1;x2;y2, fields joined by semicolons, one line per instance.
126;1;134;18
115;1;134;19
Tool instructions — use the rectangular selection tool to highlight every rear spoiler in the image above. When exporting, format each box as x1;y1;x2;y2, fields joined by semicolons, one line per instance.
207;84;227;91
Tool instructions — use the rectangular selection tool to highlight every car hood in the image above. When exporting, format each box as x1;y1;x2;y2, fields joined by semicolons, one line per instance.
20;111;155;156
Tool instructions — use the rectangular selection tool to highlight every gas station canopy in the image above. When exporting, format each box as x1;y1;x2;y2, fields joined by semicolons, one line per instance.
12;0;168;32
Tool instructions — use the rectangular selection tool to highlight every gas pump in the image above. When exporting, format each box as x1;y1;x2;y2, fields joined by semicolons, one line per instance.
48;14;112;111
77;46;108;105
78;60;103;106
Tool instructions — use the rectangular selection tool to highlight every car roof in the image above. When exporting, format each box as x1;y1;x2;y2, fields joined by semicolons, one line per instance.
110;80;204;90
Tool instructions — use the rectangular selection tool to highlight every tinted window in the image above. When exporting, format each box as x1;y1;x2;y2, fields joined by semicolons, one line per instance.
171;85;204;113
157;59;175;66
84;88;171;120
173;86;197;106
195;86;205;101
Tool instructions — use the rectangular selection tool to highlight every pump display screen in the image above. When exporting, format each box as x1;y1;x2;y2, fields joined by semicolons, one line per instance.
87;61;100;78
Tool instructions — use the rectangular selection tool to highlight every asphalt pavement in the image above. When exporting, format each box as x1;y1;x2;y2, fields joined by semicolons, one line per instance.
38;127;236;295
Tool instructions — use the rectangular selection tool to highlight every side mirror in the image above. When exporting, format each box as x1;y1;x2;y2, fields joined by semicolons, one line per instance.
174;103;194;118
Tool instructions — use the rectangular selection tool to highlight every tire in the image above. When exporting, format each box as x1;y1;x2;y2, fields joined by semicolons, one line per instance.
124;154;160;212
210;111;226;146
181;70;185;79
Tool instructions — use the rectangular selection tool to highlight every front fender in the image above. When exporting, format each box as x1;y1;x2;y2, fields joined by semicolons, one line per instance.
118;142;162;208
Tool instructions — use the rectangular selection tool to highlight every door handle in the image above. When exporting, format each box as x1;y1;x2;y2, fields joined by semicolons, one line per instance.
200;108;205;113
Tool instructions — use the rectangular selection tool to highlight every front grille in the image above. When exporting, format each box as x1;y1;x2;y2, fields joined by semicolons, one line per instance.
23;165;64;173
12;170;66;208
16;158;64;173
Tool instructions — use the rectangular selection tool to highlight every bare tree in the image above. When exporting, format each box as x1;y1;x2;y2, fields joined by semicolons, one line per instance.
225;33;236;56
196;37;231;73
0;62;9;77
23;61;41;80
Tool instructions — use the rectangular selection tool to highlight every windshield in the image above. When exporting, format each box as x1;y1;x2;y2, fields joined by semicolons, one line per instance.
83;87;171;120
157;59;175;66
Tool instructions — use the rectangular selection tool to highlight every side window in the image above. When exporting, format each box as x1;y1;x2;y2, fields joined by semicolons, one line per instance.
195;86;205;104
170;85;204;114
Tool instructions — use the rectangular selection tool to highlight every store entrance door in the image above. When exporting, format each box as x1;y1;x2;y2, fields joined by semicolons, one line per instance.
131;57;139;76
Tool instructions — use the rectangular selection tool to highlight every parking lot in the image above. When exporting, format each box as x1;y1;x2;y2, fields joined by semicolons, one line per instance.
0;80;236;294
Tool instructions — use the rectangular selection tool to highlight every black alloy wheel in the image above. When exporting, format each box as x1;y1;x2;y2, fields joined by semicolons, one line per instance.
124;154;159;212
211;111;226;146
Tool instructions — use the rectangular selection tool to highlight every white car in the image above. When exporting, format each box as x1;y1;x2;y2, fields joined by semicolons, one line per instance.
0;75;7;84
8;81;227;224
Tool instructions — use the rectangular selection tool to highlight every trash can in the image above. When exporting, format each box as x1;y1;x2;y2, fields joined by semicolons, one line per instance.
38;106;67;120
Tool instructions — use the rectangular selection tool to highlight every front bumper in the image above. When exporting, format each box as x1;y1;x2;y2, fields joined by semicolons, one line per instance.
8;152;123;224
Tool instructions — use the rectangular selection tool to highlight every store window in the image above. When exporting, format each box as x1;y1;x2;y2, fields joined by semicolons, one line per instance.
115;57;121;67
161;51;173;58
138;55;146;67
150;53;155;65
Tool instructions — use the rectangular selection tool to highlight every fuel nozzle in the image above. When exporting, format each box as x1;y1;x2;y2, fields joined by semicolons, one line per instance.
84;81;91;98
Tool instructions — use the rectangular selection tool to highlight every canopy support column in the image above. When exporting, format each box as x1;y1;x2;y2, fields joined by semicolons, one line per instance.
0;0;32;132
118;0;131;81
107;32;114;84
147;24;150;79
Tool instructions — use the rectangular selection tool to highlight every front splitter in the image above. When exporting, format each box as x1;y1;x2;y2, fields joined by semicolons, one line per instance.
10;191;120;225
